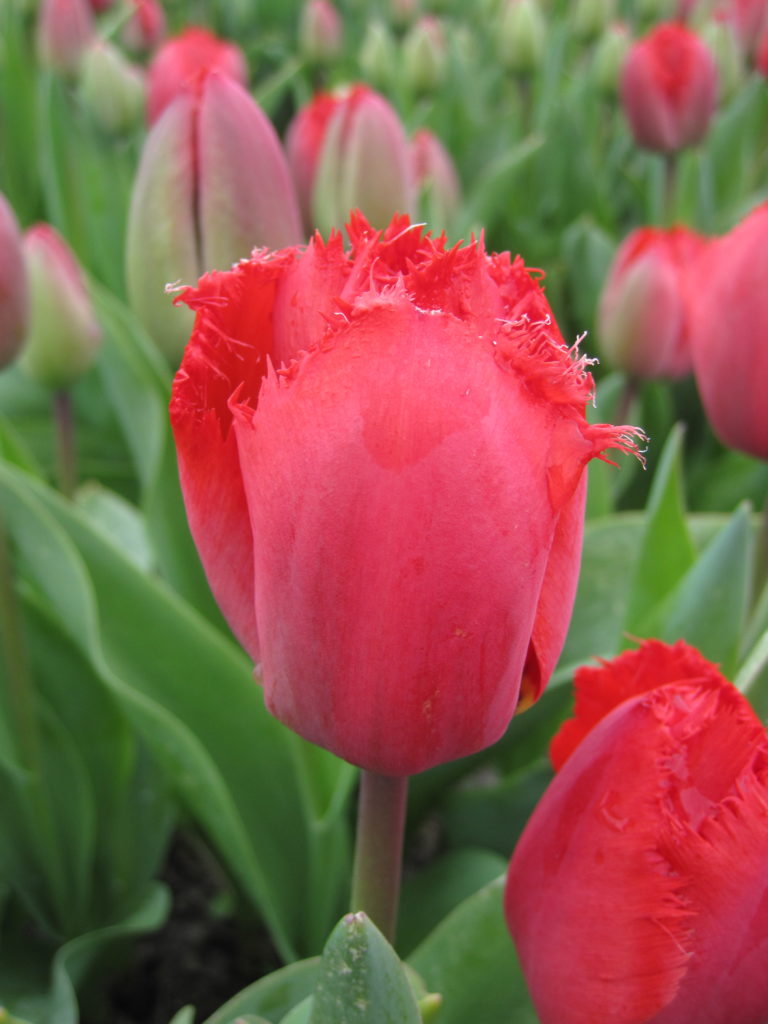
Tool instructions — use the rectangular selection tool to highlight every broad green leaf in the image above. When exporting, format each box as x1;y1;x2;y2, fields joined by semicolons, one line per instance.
279;998;313;1024
167;1008;196;1024
309;913;421;1024
75;483;153;572
409;877;537;1024
623;423;695;636
203;960;321;1024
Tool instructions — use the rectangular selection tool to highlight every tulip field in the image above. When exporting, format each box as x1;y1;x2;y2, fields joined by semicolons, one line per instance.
3;0;768;1021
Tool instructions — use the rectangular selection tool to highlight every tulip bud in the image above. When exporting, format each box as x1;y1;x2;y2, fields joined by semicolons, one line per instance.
35;0;95;76
497;0;547;77
690;202;768;459
359;20;397;90
19;225;101;389
78;40;146;136
590;21;631;97
597;225;707;379
410;128;461;229
0;194;29;372
401;17;448;95
389;0;418;28
720;0;768;60
146;26;248;125
620;22;718;152
299;0;343;65
570;0;616;42
126;72;303;362
702;15;745;98
121;0;166;53
288;85;415;237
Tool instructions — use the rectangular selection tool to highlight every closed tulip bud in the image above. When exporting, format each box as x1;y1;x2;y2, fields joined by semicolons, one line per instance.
289;85;415;236
498;0;547;77
702;15;744;98
401;17;448;95
0;194;29;372
146;26;248;125
410;128;461;228
507;639;768;1024
597;225;707;379
720;0;768;59
690;202;768;459
620;22;718;152
570;0;616;42
126;71;303;362
121;0;166;53
19;225;101;389
359;20;397;89
590;21;631;97
299;0;343;64
389;0;418;28
78;40;146;136
35;0;95;76
171;214;643;776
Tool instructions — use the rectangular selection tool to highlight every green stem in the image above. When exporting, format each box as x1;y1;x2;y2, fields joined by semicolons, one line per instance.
616;374;639;426
52;388;77;499
350;771;409;944
662;151;678;227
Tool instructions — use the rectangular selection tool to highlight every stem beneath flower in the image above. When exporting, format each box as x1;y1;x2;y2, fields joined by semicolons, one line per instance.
663;151;678;227
52;388;77;499
350;771;409;944
616;374;639;426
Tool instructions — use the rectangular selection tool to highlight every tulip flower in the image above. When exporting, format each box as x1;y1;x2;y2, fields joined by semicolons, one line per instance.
298;0;343;64
597;225;708;380
620;22;718;152
401;17;448;95
285;85;415;236
506;639;768;1024
719;0;768;59
0;193;28;372
35;0;95;76
19;224;101;390
689;202;768;458
497;0;547;77
410;128;461;229
126;71;302;362
122;0;166;54
170;213;643;777
145;26;248;125
78;40;146;136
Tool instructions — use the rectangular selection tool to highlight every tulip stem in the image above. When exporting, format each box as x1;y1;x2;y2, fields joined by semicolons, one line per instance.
52;388;77;499
350;771;409;944
663;152;678;227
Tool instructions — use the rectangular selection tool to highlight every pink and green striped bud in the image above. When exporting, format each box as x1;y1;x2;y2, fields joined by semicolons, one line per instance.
19;224;101;389
0;194;29;372
359;20;397;90
78;40;146;136
498;0;546;76
125;71;303;362
299;0;343;65
35;0;95;76
590;21;631;97
570;0;616;42
402;17;448;96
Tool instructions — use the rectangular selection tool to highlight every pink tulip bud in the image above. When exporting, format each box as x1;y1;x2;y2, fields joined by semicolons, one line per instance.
718;0;768;59
126;71;303;362
0;194;29;372
121;0;166;53
19;225;101;389
78;40;146;136
402;17;448;95
35;0;95;76
410;128;461;228
597;225;708;379
299;0;343;64
145;26;248;125
620;22;718;152
287;84;414;236
690;202;768;458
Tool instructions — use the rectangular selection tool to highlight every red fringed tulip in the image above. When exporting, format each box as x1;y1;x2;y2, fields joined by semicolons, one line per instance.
126;70;302;362
690;202;768;458
620;22;718;152
506;640;768;1024
597;225;707;380
146;26;248;125
170;214;643;777
0;193;28;371
286;85;414;236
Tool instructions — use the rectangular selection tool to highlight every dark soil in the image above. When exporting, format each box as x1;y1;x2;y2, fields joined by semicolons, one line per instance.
82;831;282;1024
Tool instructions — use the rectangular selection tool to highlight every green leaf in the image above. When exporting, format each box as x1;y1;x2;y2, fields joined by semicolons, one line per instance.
409;877;537;1024
167;1008;196;1024
203;959;321;1024
309;913;421;1024
279;998;313;1024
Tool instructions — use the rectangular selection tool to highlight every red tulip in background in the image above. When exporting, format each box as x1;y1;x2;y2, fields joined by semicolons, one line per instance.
690;202;768;459
122;0;166;54
620;22;718;152
35;0;95;76
597;225;708;379
146;26;248;124
506;639;768;1024
170;214;643;776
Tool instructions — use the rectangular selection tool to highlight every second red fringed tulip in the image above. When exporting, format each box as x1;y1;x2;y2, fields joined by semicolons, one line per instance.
597;225;708;379
170;214;643;776
690;202;768;458
620;22;718;152
506;640;768;1024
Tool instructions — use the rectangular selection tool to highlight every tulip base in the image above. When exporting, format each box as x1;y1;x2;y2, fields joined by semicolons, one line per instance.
350;771;409;944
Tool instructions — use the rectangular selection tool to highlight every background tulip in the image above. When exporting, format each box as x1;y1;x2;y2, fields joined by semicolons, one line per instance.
506;640;768;1024
78;40;146;136
170;214;643;777
690;202;768;458
298;0;343;65
0;192;29;372
410;128;461;230
125;70;303;362
620;22;718;152
35;0;95;76
122;0;166;54
597;224;707;379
